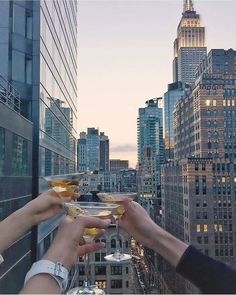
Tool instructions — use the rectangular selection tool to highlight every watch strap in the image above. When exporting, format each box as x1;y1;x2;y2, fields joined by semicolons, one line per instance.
24;260;68;293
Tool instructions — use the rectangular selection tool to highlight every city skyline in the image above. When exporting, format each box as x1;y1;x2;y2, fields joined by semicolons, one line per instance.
78;0;236;168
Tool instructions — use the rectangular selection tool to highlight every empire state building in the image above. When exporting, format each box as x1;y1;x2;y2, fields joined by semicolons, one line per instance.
173;0;207;85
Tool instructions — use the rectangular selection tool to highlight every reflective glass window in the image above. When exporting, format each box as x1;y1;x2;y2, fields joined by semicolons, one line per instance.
12;50;25;83
13;4;26;36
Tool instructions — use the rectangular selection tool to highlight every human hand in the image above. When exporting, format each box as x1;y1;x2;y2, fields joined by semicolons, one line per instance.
119;199;158;249
23;189;73;226
43;215;111;269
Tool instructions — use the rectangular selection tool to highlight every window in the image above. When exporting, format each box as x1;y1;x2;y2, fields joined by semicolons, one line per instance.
79;266;85;275
197;236;202;244
204;224;208;232
12;50;25;83
12;134;28;175
26;55;32;84
202;163;206;171
95;281;106;289
203;212;208;219
126;281;129;288
95;253;100;262
203;200;207;207
13;4;26;36
95;266;106;275
196;224;201;232
26;10;33;39
196;212;201;219
111;265;122;275
111;239;116;248
126;267;129;274
111;280;122;289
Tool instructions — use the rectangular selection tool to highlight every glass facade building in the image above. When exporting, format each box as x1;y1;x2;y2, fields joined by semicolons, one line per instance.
0;0;78;292
137;98;164;194
163;82;184;161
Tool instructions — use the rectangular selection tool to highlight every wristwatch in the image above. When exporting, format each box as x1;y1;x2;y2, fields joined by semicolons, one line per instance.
24;260;69;293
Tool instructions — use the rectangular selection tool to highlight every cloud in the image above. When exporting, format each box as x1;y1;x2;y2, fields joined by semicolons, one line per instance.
110;144;137;153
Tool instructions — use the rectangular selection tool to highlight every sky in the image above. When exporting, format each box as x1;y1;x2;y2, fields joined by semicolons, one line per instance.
78;0;236;168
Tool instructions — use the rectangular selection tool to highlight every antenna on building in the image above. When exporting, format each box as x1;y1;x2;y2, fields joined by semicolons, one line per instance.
183;0;194;12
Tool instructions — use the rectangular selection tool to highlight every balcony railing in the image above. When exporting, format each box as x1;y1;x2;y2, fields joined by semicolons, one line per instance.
0;75;21;113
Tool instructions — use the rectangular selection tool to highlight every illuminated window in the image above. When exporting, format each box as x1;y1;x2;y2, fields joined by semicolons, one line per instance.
206;100;210;106
196;224;201;232
222;177;226;183
223;100;226;106
95;281;106;289
204;224;208;232
234;177;236;183
213;100;216;106
219;225;223;232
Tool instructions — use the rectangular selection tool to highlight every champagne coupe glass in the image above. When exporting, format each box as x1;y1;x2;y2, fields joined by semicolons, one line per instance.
44;173;88;198
64;202;119;295
97;193;136;262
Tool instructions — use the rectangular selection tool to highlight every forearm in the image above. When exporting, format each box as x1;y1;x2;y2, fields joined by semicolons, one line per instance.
21;274;60;294
150;225;188;268
0;205;34;253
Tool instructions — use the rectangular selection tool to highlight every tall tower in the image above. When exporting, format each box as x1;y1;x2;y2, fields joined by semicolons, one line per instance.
183;0;194;12
0;0;78;292
137;98;164;198
173;0;207;85
162;51;236;293
99;132;110;172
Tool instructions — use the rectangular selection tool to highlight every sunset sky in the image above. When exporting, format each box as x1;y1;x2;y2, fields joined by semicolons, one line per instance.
78;0;236;168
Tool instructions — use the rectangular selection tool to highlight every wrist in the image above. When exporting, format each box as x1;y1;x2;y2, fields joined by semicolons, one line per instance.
43;242;76;269
150;225;188;267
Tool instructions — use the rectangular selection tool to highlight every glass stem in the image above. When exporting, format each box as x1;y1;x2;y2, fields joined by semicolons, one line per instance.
115;218;121;255
84;253;91;287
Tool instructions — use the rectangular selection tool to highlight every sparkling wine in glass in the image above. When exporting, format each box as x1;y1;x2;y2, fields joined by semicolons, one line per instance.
44;173;86;198
64;201;119;295
97;192;136;262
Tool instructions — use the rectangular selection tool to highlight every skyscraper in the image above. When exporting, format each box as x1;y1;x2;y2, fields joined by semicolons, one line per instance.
86;128;100;171
161;50;236;293
100;132;110;172
78;129;110;172
0;0;78;292
137;98;164;198
173;0;207;85
163;82;185;161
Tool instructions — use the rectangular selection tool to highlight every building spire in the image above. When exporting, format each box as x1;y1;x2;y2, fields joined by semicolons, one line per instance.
183;0;194;12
